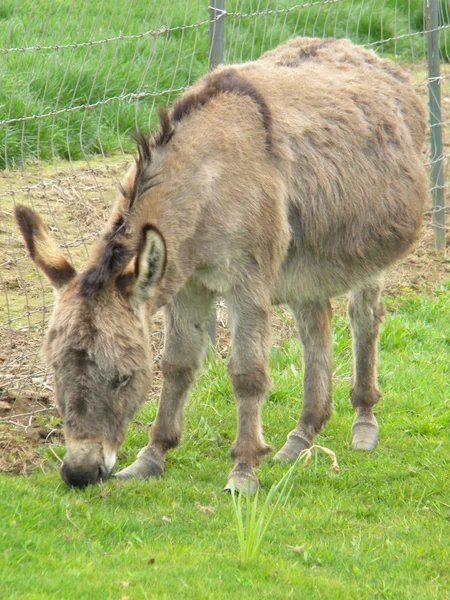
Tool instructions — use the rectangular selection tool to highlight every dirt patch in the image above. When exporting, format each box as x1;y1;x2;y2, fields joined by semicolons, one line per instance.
384;218;450;295
0;430;47;475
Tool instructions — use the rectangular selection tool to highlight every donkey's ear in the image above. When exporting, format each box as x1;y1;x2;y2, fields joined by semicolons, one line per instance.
133;225;166;302
14;205;76;289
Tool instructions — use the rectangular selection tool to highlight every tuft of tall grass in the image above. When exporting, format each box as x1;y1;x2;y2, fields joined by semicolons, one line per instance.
230;446;340;565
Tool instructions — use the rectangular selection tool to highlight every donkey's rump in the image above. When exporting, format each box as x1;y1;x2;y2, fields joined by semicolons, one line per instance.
258;36;425;152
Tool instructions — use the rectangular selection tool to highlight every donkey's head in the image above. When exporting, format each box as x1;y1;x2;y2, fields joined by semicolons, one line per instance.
14;166;166;486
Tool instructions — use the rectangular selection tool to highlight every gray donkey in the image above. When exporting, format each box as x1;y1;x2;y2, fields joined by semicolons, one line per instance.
15;37;428;491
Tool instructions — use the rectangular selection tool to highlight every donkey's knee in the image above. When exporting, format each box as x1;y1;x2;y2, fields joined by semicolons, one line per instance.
227;361;271;399
350;386;382;409
348;299;386;329
374;300;387;323
161;358;197;389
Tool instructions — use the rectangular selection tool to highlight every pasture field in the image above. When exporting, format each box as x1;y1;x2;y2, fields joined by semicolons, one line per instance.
1;0;450;598
0;281;449;599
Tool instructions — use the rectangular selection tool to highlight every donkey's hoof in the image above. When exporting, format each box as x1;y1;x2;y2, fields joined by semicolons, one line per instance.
114;449;164;480
224;462;259;495
352;412;378;451
273;433;311;462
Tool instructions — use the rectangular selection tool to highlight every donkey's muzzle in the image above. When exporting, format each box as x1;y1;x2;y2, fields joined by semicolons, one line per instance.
60;461;109;488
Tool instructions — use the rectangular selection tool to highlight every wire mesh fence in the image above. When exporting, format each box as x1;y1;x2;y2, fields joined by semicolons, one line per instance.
0;0;449;417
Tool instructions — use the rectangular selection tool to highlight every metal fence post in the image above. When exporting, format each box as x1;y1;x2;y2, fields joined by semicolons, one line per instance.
207;1;227;347
426;0;447;251
209;0;226;71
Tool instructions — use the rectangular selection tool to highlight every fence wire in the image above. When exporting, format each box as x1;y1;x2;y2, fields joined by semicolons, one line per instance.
0;0;449;412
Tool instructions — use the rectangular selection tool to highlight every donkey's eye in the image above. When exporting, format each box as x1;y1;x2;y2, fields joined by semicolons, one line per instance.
112;374;131;391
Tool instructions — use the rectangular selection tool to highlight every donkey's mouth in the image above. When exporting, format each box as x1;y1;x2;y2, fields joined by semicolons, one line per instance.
60;460;112;488
60;440;117;487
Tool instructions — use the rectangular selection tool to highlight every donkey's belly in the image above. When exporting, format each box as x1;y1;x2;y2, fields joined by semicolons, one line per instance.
273;249;384;305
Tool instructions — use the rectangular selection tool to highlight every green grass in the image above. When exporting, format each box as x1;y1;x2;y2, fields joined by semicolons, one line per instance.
231;446;339;565
1;0;449;168
1;6;449;594
1;285;449;599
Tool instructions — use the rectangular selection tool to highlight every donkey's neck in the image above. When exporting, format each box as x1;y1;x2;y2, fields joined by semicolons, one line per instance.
139;151;216;312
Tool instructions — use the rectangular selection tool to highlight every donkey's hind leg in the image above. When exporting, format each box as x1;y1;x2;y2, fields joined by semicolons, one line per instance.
348;278;385;451
274;300;333;461
115;280;214;480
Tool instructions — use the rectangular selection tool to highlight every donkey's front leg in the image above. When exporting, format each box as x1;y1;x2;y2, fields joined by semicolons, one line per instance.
274;300;333;461
116;281;214;480
224;296;272;493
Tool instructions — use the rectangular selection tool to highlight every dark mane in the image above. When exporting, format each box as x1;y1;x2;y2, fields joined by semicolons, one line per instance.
119;132;158;210
153;107;175;147
126;69;273;230
160;68;272;148
79;134;157;297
